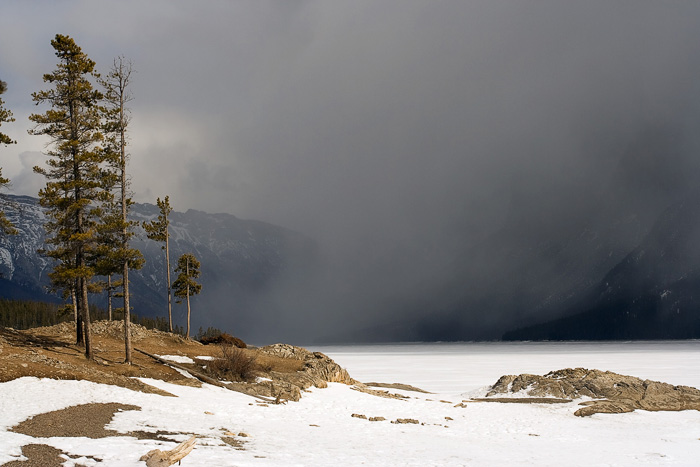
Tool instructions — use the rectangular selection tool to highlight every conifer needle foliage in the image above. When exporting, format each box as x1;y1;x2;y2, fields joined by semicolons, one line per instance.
0;79;18;235
29;34;108;359
97;56;144;364
143;196;174;331
173;253;202;339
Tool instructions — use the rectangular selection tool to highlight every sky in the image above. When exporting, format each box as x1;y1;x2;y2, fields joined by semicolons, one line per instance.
3;1;700;341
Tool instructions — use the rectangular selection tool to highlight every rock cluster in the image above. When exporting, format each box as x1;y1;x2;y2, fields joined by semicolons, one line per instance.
391;418;419;424
258;343;354;385
350;384;410;400
486;368;700;416
33;320;185;342
236;343;355;402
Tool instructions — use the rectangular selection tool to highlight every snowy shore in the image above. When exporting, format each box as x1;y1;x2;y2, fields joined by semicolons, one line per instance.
1;341;699;466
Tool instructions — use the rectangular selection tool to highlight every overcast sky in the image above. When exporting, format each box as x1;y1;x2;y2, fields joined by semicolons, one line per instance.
3;1;700;341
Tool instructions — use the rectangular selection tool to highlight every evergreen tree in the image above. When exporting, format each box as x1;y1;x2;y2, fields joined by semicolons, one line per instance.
0;80;18;235
29;34;106;359
172;253;202;339
0;80;15;146
143;196;173;331
98;56;144;364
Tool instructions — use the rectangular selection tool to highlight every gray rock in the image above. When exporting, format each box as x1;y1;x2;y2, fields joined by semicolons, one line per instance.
391;418;419;424
485;368;700;416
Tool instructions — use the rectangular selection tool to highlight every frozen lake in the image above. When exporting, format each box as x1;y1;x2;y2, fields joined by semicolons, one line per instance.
317;340;700;396
2;340;699;466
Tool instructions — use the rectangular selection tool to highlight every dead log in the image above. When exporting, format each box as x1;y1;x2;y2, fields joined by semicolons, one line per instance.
140;435;196;467
134;347;276;403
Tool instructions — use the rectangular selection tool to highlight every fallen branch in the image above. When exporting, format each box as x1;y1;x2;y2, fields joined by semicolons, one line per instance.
140;435;196;467
134;347;276;403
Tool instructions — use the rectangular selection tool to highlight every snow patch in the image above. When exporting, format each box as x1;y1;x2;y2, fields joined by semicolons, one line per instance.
0;248;14;277
155;355;194;364
0;343;699;465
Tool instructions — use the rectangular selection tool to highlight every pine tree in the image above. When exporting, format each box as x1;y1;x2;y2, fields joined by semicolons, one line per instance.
143;196;173;331
172;253;202;339
0;80;15;146
0;80;18;235
29;34;106;359
98;56;144;364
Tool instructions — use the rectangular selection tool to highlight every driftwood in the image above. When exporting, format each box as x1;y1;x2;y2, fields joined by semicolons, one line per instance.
134;347;276;403
140;435;196;467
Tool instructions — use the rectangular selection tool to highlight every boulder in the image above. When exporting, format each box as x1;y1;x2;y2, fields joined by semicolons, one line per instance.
258;343;354;385
485;368;700;416
253;344;354;401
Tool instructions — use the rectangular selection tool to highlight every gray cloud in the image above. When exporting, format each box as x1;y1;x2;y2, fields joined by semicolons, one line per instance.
3;1;700;341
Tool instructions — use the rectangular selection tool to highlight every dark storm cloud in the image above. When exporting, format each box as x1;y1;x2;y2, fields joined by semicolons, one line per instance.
2;1;700;341
222;2;700;341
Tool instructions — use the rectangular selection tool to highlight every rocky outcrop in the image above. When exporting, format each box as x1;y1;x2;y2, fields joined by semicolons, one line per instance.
350;385;410;400
258;343;354;386
250;344;354;401
486;368;700;416
33;321;191;343
365;382;431;393
391;418;419;425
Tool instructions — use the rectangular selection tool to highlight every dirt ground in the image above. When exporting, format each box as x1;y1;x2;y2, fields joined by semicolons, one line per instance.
3;444;74;467
0;320;301;396
0;321;308;466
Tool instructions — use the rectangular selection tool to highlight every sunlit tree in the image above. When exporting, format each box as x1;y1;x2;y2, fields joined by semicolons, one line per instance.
98;56;144;364
173;253;202;339
143;196;174;331
0;80;15;146
0;79;17;235
29;34;106;359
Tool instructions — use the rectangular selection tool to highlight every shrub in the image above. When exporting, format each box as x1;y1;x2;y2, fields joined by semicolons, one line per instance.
207;344;258;382
199;331;247;348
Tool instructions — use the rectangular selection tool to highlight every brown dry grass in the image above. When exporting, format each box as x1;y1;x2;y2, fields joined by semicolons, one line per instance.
0;321;301;394
255;353;305;373
0;321;342;466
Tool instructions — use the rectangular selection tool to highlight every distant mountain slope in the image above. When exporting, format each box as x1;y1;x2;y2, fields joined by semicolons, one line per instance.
0;195;316;339
503;192;700;340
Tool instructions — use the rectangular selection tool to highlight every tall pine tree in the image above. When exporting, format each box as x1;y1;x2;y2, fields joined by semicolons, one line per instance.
143;196;173;331
29;34;106;359
98;56;144;364
173;253;201;339
0;80;15;146
0;80;17;235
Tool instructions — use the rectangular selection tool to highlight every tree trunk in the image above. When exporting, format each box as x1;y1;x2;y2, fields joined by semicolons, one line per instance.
107;274;113;321
166;231;172;332
120;99;132;364
72;286;82;345
185;257;190;339
80;276;92;360
186;291;191;339
123;261;132;364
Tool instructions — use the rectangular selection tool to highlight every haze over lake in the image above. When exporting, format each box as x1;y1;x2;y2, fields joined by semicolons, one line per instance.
318;340;700;394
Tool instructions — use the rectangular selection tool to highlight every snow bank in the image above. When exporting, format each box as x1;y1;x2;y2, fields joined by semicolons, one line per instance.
0;341;698;466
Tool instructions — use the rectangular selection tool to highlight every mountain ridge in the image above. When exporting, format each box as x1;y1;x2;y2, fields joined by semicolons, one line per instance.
503;190;700;340
0;194;316;341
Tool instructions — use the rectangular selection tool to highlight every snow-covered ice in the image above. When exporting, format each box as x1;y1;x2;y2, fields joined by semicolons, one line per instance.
0;341;698;466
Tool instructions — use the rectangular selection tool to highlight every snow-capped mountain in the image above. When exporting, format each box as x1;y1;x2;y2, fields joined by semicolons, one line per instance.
0;195;316;337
